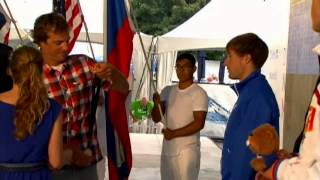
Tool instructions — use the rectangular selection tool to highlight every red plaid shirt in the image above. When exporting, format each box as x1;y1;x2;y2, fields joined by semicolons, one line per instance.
43;54;109;162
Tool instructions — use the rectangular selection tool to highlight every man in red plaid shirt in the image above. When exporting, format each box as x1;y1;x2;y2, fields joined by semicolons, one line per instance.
33;13;129;180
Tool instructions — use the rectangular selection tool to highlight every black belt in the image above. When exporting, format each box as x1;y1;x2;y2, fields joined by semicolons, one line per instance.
0;162;47;172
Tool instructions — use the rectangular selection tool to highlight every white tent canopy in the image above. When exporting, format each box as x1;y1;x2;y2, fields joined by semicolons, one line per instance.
160;0;288;51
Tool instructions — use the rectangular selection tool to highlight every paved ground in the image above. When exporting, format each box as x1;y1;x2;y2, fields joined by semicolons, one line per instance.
98;133;222;180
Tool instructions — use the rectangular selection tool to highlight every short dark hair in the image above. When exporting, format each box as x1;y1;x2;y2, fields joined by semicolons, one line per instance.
176;53;196;67
226;33;269;69
33;13;69;44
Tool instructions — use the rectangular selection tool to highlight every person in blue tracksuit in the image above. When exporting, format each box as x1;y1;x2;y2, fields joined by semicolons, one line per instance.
221;33;280;180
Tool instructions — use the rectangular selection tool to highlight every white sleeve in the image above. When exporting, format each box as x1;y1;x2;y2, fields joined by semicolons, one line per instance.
276;83;320;180
192;87;208;112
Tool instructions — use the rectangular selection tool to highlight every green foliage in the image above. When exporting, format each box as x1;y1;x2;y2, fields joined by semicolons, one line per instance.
206;50;226;61
132;0;210;35
177;50;226;62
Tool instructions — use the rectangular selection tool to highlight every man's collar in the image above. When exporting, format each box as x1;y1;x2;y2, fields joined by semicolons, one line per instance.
43;63;68;74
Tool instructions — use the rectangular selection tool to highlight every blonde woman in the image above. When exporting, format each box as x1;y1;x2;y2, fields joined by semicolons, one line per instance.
0;46;63;180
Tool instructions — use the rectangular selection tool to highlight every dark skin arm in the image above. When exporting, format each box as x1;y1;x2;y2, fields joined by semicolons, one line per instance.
151;92;165;123
163;111;207;140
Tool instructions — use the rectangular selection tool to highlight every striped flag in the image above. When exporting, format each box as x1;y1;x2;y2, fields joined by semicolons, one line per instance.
106;0;134;179
0;4;10;44
53;0;83;53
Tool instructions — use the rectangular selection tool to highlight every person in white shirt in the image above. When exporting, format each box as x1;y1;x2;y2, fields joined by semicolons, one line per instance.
151;53;208;180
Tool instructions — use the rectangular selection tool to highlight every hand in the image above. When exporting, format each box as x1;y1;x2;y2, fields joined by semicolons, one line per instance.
90;62;129;95
62;148;73;166
153;92;161;105
65;144;94;167
255;172;271;180
162;128;176;140
255;165;273;180
72;147;94;167
90;62;114;83
277;149;293;159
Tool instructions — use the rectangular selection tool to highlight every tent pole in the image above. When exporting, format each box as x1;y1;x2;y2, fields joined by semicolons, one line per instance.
128;1;166;126
3;0;23;44
128;1;156;92
77;0;96;61
135;37;155;100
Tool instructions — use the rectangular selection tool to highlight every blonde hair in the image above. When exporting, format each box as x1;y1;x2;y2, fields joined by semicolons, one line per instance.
9;46;49;140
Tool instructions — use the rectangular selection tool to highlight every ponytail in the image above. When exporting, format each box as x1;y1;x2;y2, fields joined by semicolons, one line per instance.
10;46;49;140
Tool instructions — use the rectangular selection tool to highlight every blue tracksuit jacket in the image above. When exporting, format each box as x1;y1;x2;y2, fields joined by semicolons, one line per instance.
221;70;279;180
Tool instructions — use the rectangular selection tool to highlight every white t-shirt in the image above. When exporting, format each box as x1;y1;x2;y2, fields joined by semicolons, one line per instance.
160;83;208;156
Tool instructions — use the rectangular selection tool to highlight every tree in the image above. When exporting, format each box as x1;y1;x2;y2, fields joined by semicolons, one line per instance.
132;0;210;35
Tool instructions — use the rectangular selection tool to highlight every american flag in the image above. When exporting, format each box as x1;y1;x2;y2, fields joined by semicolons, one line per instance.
0;3;10;45
53;0;83;53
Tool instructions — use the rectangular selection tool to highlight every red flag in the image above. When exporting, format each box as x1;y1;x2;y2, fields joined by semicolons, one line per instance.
53;0;83;53
106;0;134;179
